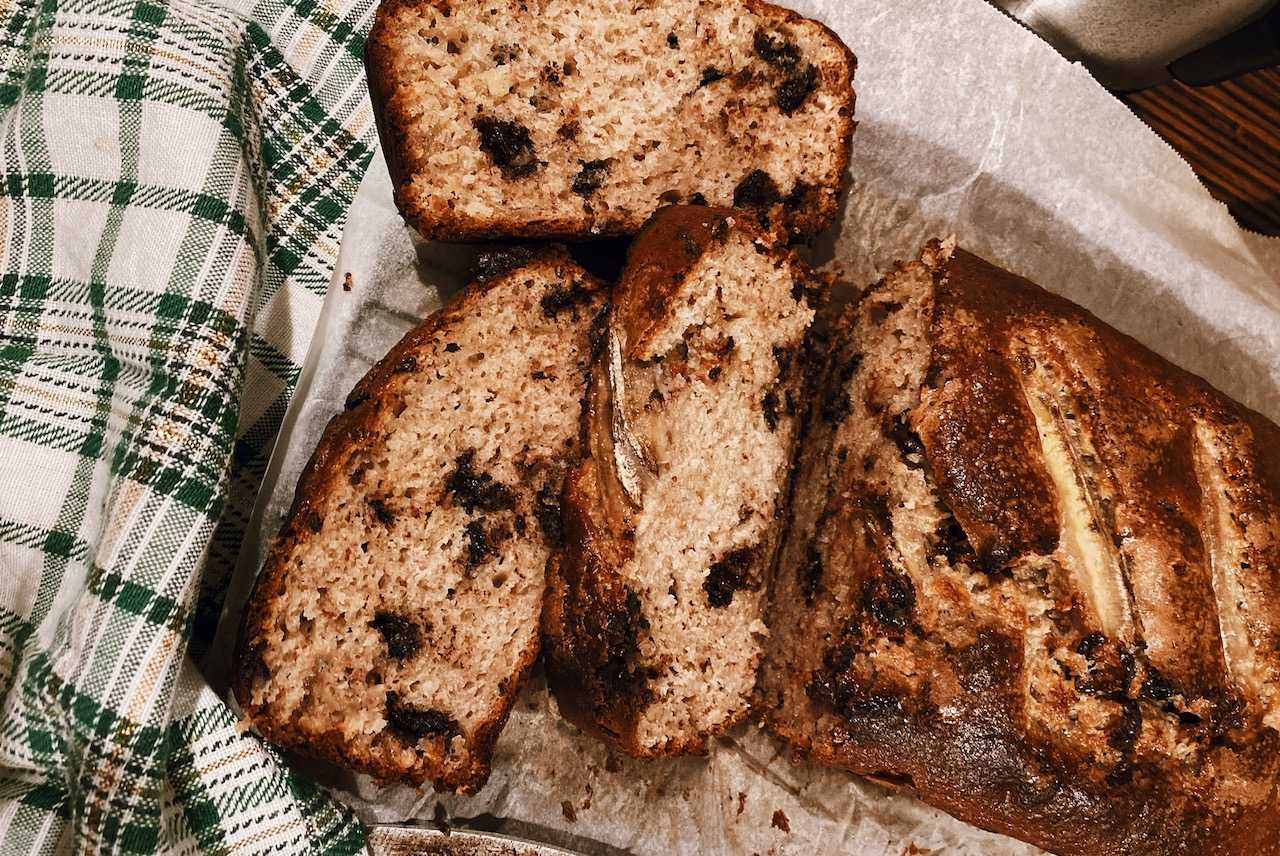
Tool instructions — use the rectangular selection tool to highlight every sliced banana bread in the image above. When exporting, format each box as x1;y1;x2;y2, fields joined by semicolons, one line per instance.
234;249;606;793
365;0;856;241
761;240;1280;855
543;205;821;757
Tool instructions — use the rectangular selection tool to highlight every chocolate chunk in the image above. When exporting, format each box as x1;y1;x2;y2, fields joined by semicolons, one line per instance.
887;414;925;469
785;180;812;209
444;342;461;353
708;366;722;382
445;449;516;513
469;245;536;283
689;192;708;206
863;561;915;632
666;32;679;48
1076;631;1107;659
370;612;422;660
369;498;395;527
734;169;782;209
385;692;458;739
572;158;613;196
820;391;851;425
931;515;975;565
474;116;538;177
800;542;823;605
557;120;580;140
753;28;801;68
540;281;594;317
699;66;726;87
772;345;794;381
393;355;417;373
704;547;755;607
535;482;563;547
1108;701;1143;752
762;390;781;431
776;64;818;114
1139;667;1177;702
463;519;495;565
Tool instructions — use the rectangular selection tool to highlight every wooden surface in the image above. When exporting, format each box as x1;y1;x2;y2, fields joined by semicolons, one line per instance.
1122;67;1280;236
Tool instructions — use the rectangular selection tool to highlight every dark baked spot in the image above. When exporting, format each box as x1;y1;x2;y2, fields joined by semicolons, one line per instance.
807;643;905;720
445;449;516;513
557;120;580;140
956;632;1020;694
862;561;915;633
699;66;726;87
344;388;370;410
887;414;925;469
463;519;495;565
385;692;458;740
535;482;563;547
776;64;818;114
753;28;801;68
469;245;536;283
762;391;781;431
369;498;395;527
734;169;781;209
931;515;975;565
370;611;422;660
800;542;823;605
1108;701;1143;752
772;345;793;381
541;280;594;317
677;226;701;256
785;180;812;209
1076;637;1136;698
708;366;722;382
704;547;754;607
393;355;417;374
666;32;679;48
304;510;324;532
572;158;613;196
473;116;538;178
821;390;851;425
597;589;649;694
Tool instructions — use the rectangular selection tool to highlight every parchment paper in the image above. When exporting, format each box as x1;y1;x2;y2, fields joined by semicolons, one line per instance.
213;0;1280;853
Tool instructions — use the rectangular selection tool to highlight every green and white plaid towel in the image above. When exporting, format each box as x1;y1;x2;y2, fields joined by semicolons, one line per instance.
0;0;379;851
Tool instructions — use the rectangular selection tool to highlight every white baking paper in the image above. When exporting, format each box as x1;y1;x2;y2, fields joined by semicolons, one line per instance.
212;0;1280;853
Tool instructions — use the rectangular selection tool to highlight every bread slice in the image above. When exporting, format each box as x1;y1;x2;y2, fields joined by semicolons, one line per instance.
761;240;1280;856
543;205;821;756
365;0;856;241
234;249;606;793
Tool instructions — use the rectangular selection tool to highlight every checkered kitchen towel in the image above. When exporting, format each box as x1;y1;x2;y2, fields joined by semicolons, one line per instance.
0;0;378;852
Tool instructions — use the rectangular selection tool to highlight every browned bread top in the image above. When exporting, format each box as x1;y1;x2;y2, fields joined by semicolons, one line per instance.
234;249;606;793
543;206;821;757
365;0;855;241
763;240;1280;856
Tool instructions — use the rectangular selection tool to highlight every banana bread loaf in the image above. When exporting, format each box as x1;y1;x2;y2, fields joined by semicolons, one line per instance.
761;240;1280;855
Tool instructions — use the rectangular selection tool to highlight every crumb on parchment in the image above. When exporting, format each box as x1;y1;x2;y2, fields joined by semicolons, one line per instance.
770;809;790;833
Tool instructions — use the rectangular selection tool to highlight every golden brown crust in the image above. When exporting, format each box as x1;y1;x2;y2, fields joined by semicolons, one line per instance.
364;0;856;241
233;247;602;793
766;243;1280;856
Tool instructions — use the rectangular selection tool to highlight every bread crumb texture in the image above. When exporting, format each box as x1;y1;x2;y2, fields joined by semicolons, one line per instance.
367;0;855;238
237;253;604;792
